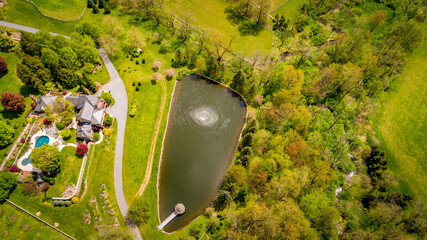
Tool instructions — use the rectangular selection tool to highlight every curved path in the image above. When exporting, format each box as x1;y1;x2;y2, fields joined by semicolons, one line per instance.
0;21;142;240
136;79;167;197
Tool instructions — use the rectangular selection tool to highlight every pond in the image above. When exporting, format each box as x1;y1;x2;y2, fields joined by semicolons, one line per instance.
157;74;247;233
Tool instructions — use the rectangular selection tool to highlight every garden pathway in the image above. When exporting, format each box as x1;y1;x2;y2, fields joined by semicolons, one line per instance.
0;21;142;240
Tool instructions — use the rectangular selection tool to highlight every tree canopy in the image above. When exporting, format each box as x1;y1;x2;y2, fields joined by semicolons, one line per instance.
30;144;60;173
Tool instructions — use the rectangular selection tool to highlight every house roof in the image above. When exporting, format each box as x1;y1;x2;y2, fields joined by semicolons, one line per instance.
77;101;94;122
92;109;105;126
66;95;98;109
76;124;92;139
65;96;79;107
34;94;57;112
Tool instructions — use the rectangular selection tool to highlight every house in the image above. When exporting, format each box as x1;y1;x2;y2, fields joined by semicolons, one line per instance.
34;94;57;113
65;94;107;140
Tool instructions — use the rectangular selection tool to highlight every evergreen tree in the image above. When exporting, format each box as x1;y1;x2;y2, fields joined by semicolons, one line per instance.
87;0;94;8
230;70;245;93
99;0;105;8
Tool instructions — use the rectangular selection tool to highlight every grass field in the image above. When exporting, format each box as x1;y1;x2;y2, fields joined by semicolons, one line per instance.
373;41;427;201
163;0;274;56
5;122;127;239
118;39;180;204
0;203;64;240
46;146;83;198
30;0;87;21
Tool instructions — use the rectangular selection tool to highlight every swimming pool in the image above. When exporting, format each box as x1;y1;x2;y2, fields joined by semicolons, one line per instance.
22;136;50;166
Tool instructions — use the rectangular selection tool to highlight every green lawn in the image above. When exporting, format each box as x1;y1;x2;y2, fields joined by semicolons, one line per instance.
373;41;427;201
6;122;127;239
0;52;33;162
271;0;308;19
0;203;65;240
118;39;180;204
46;146;83;198
163;0;274;56
30;0;87;21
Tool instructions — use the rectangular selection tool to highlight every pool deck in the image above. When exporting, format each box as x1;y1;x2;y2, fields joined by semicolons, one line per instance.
16;130;77;172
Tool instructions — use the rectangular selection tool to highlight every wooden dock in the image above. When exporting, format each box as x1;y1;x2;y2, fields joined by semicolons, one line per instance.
157;203;185;231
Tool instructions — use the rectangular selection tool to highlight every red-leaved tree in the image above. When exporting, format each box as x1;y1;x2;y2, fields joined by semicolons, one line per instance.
0;56;7;74
10;165;20;172
1;92;25;112
76;143;88;156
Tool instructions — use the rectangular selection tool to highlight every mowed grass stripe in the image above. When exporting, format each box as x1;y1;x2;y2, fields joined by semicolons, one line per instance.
28;0;86;21
375;41;427;200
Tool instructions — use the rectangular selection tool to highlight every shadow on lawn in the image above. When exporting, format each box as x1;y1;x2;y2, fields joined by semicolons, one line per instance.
224;8;264;36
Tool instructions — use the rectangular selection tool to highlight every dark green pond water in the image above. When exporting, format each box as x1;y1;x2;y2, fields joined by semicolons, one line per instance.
158;74;247;232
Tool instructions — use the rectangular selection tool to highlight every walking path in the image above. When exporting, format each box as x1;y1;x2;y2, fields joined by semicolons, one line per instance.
136;79;167;197
0;21;142;240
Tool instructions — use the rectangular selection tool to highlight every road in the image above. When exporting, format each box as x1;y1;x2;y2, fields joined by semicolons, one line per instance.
0;21;142;240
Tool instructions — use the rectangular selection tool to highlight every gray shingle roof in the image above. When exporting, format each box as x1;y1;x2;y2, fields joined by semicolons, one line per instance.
92;109;104;126
34;94;57;112
77;101;94;123
76;124;92;139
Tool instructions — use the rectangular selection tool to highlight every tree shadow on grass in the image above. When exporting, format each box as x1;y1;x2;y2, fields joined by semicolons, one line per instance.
225;7;246;26
238;21;264;36
224;7;264;36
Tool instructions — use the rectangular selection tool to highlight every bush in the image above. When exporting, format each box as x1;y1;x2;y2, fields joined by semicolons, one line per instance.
0;34;15;52
102;128;111;136
132;82;135;86
26;118;33;123
1;92;25;112
99;92;114;106
166;69;175;78
59;129;73;140
9;165;20;172
0;120;14;147
93;132;100;141
20;138;25;144
64;201;72;207
76;143;88;155
104;114;113;126
135;87;139;91
103;5;111;14
22;182;39;195
152;73;161;81
152;61;161;70
92;5;99;14
0;56;7;73
55;122;64;130
137;81;142;86
43;118;52;125
71;197;78;204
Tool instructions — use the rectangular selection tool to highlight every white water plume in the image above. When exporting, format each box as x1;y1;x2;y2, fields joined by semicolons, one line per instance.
190;107;218;127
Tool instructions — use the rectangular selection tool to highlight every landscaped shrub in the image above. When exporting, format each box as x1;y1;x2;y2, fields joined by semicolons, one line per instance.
20;138;25;144
99;92;114;106
71;197;78;204
0;56;7;74
0;34;15;52
153;61;161;70
76;143;88;156
166;69;175;79
26;117;33;123
59;129;73;140
93;132;100;141
152;73;161;81
22;182;39;195
137;81;142;86
43;118;52;125
0;120;15;147
9;165;20;173
135;87;139;91
1;92;25;112
64;201;72;207
55;122;64;130
104;114;113;126
102;128;111;136
132;82;135;86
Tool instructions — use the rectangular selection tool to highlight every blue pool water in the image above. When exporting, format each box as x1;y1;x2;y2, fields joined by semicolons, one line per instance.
22;136;49;166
